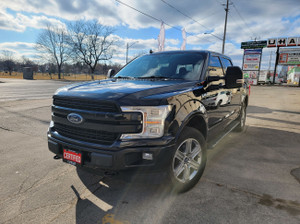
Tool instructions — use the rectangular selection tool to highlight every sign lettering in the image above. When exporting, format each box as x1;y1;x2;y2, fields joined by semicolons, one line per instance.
288;37;297;46
267;38;277;47
277;38;287;47
241;40;267;49
246;37;300;48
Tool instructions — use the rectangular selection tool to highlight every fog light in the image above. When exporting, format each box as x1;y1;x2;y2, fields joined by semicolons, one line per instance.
142;152;153;160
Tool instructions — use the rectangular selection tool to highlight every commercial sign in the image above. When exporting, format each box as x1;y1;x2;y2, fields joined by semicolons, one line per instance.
287;67;300;85
241;40;267;49
243;71;258;85
258;70;268;83
242;49;263;85
279;48;300;65
242;49;262;71
267;37;300;47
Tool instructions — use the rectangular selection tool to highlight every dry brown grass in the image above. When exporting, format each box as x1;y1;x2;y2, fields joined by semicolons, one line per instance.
0;72;106;81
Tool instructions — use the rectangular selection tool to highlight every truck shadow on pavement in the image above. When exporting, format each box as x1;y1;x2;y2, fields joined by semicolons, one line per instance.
73;169;174;224
247;105;300;115
72;126;300;224
247;105;300;126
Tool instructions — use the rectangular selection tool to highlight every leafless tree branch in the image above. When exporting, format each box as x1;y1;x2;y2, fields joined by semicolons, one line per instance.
68;20;116;79
35;24;70;79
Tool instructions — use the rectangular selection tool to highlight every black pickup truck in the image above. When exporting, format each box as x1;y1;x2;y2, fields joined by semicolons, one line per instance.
48;50;249;192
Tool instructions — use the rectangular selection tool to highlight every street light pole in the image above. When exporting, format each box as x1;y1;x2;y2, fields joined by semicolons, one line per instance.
222;0;229;54
125;42;138;64
126;43;129;64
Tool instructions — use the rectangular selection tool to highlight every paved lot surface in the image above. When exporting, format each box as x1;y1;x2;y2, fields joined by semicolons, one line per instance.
0;78;300;224
0;78;71;101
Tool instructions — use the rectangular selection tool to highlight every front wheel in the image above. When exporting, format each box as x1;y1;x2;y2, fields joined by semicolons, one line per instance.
167;127;207;193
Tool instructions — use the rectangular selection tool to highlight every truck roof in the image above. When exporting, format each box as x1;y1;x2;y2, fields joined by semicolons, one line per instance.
151;50;231;60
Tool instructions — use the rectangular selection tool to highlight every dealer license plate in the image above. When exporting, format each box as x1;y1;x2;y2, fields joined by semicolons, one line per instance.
63;149;82;165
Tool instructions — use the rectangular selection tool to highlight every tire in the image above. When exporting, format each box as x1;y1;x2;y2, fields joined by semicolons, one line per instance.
167;127;207;193
235;101;247;132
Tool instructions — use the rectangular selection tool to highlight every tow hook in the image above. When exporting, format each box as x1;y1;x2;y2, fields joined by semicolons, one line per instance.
53;155;61;160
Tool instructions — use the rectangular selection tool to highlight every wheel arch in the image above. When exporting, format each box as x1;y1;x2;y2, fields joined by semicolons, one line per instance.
175;112;208;141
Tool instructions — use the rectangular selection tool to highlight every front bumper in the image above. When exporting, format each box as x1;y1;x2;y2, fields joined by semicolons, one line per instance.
48;132;175;172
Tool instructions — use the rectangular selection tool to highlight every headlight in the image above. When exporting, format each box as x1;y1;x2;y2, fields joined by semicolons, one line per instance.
120;105;172;139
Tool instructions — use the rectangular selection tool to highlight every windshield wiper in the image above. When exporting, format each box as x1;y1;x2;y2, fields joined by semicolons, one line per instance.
136;76;170;79
114;76;134;79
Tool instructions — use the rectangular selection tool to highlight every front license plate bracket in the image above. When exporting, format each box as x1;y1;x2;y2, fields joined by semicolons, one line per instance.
63;149;82;166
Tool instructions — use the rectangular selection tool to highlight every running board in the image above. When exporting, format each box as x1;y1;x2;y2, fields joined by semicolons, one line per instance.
207;121;239;150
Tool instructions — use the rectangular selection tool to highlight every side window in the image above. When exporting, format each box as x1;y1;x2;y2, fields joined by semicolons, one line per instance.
220;57;233;73
208;56;224;77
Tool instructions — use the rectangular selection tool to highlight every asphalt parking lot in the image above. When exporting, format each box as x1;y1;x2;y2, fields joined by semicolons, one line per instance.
0;78;300;224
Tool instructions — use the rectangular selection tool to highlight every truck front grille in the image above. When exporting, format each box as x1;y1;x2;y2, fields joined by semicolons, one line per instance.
53;123;119;145
51;96;142;146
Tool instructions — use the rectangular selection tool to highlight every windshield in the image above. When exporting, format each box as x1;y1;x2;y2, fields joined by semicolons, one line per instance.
115;52;206;81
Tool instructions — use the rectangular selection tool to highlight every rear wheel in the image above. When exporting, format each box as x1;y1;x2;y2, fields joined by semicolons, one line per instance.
167;127;207;193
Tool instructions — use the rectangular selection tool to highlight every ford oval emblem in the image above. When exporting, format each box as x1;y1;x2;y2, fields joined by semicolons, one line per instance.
67;113;84;124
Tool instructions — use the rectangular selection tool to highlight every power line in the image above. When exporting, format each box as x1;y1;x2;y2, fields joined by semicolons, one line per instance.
115;0;214;43
115;0;186;33
230;0;256;39
214;0;223;5
228;13;250;40
160;0;223;41
115;0;219;46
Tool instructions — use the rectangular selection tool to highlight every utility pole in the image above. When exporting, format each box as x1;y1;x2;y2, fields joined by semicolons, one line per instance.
222;0;229;54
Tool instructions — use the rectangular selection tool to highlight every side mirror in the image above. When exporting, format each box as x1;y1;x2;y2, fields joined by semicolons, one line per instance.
107;69;115;79
225;66;243;88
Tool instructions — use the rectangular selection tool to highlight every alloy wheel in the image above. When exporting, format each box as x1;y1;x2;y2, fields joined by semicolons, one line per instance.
172;138;202;183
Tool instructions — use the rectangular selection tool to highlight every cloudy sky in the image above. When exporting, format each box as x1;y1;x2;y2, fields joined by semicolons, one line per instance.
0;0;300;69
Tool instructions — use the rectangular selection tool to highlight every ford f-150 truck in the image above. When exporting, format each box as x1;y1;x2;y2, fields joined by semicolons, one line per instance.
48;50;249;192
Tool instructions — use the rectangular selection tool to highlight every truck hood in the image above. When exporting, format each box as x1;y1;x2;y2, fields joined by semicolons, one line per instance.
55;79;200;106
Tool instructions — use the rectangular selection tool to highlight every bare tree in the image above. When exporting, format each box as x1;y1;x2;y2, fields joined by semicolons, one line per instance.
1;50;15;75
21;56;34;67
35;24;69;79
68;20;115;79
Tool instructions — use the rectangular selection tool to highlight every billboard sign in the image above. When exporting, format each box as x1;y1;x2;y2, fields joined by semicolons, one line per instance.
241;40;267;49
279;49;300;65
243;71;258;85
242;49;262;71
